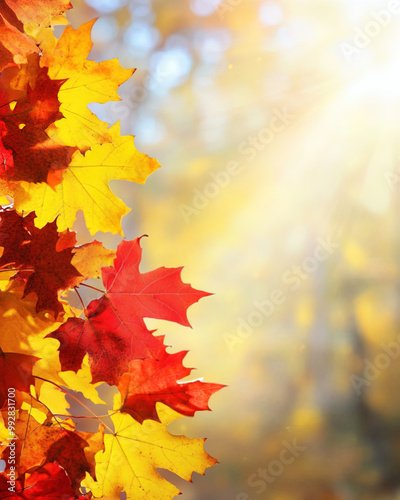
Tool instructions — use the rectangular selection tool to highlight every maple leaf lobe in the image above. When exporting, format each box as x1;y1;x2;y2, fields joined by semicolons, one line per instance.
0;210;81;315
118;349;225;423
103;238;212;327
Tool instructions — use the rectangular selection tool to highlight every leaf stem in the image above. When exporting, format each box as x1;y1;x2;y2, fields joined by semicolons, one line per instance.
81;283;105;293
1;107;37;117
0;267;35;272
33;376;115;434
52;412;115;419
0;101;14;109
29;394;65;430
74;286;88;317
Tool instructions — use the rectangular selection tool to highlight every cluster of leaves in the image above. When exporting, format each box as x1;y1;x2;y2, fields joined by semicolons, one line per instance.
0;1;222;498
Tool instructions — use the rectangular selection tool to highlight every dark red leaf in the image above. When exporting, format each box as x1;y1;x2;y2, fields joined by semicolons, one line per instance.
0;57;75;184
0;351;38;408
0;462;87;499
0;210;82;315
48;298;166;386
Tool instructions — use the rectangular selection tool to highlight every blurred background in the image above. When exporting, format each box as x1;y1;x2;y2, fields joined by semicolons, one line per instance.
67;0;400;498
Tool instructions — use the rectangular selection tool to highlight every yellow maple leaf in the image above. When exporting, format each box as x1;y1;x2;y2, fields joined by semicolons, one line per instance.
0;283;101;401
0;282;66;384
83;400;217;499
34;380;70;417
0;195;10;206
41;20;133;151
72;241;116;280
0;282;109;409
14;122;160;236
59;356;107;406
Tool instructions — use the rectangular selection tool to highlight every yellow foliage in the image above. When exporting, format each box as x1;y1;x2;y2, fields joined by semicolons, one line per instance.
83;399;217;499
14;123;160;235
42;20;133;151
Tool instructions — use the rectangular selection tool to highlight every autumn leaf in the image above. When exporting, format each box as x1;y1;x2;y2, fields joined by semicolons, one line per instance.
0;131;13;176
8;410;102;495
2;124;74;186
0;210;81;315
14;123;160;235
48;237;210;386
0;19;158;236
118;349;225;423
3;408;51;474
6;79;73;183
103;237;211;327
0;14;38;72
40;19;133;151
0;462;86;499
45;426;104;493
0;209;35;265
0;56;64;130
0;2;221;497
0;350;38;407
48;299;166;386
0;55;76;185
0;0;72;28
0;280;69;385
1;18;159;235
0;0;71;75
15;223;81;315
83;401;217;500
72;240;116;281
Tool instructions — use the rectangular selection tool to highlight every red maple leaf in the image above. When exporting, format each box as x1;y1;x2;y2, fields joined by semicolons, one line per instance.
0;210;81;315
0;350;38;408
48;298;166;386
0;121;13;175
0;0;222;495
0;58;65;128
102;237;211;327
0;209;35;264
0;14;38;72
0;57;75;184
0;0;72;73
0;462;87;499
48;237;211;386
118;349;225;423
0;137;13;175
45;430;94;494
0;0;72;28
